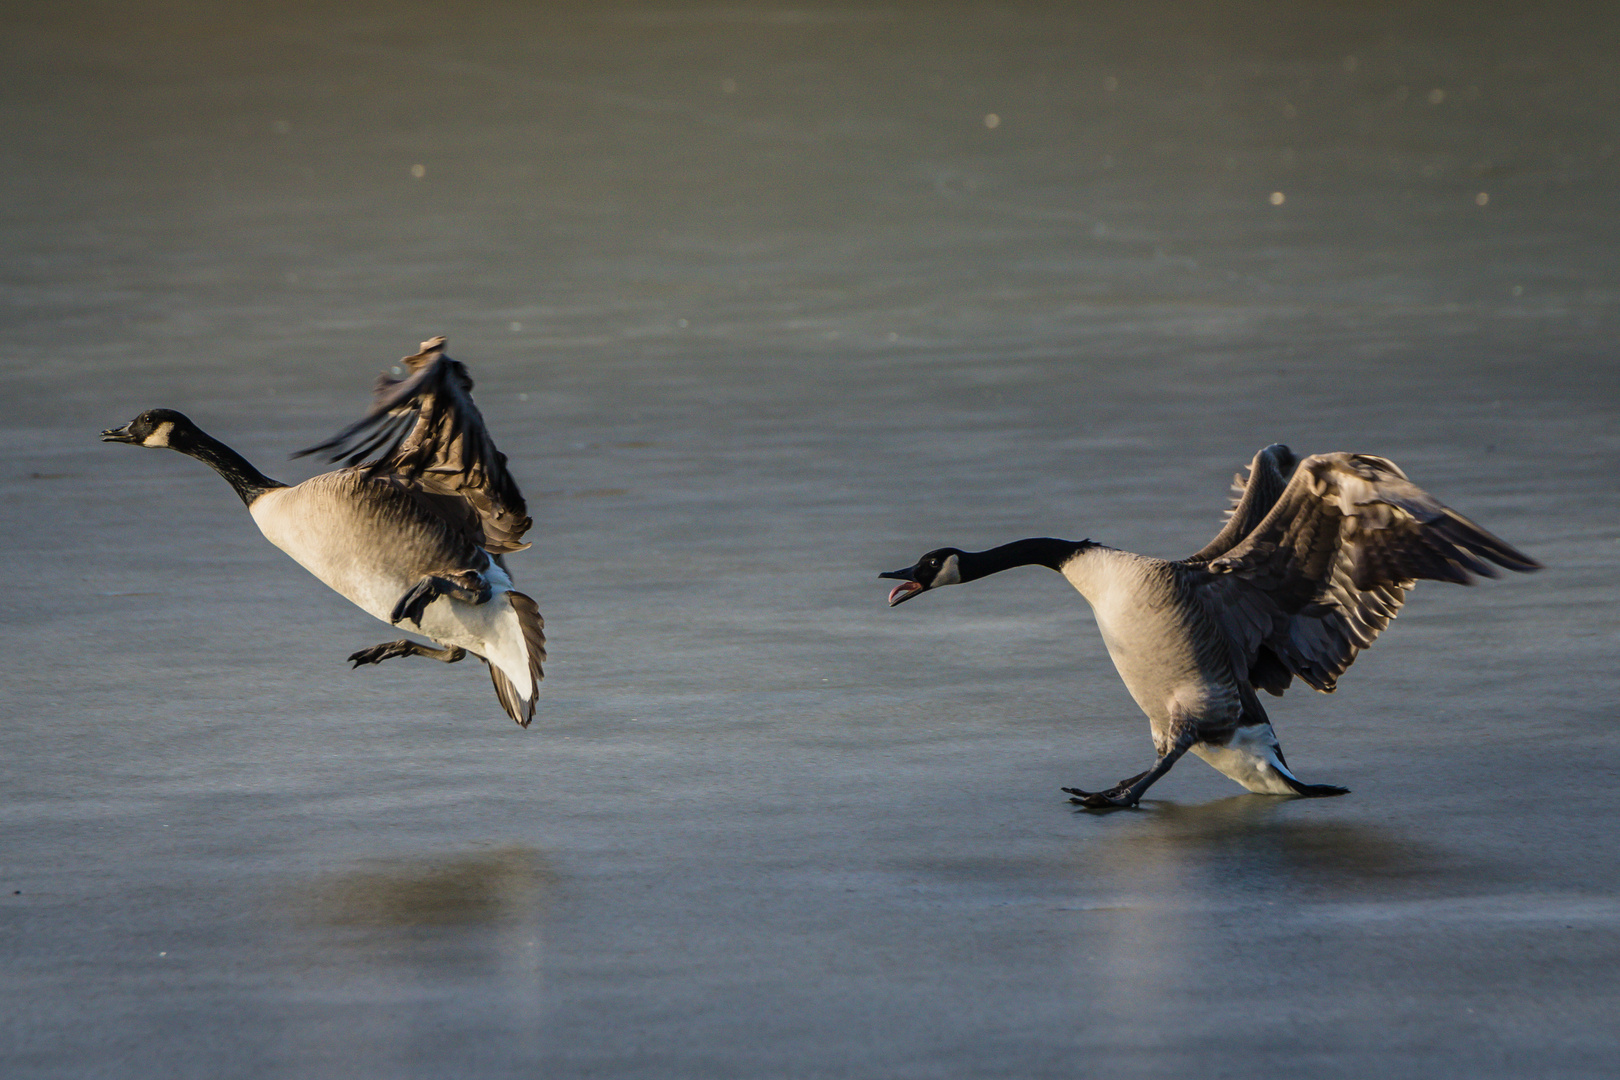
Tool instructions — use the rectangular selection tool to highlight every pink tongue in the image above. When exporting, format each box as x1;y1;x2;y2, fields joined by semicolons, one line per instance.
887;581;920;604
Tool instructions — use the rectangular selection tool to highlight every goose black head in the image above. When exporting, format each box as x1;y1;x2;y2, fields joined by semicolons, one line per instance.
879;547;965;606
101;409;194;449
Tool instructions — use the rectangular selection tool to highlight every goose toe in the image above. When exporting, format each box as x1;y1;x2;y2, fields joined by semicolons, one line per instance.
1063;785;1139;809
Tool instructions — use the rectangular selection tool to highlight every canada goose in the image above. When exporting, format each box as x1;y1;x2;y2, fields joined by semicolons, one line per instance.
880;445;1540;807
101;337;546;726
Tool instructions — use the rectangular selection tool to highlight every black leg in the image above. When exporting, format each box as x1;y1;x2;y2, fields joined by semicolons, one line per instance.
1064;729;1196;809
348;639;467;668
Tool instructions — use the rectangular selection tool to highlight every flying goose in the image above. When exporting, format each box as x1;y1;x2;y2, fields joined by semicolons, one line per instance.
102;337;547;726
880;445;1540;807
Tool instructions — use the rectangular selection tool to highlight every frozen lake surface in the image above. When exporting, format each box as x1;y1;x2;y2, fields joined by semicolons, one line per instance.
3;2;1617;1076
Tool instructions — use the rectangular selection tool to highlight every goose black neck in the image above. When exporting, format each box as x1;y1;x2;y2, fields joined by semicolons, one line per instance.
173;424;285;506
959;538;1090;581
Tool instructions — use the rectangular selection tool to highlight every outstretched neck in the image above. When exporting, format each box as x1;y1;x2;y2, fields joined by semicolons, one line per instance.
174;426;286;506
958;538;1091;582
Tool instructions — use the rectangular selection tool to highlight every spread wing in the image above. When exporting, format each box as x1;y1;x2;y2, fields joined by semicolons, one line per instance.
1185;452;1540;695
1185;443;1300;564
295;337;533;554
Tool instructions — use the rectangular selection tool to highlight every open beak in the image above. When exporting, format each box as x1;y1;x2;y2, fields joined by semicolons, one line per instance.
100;423;139;444
879;567;925;607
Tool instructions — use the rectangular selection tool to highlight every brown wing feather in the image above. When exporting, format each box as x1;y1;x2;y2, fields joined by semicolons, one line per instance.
296;337;533;554
1187;452;1540;695
1185;443;1299;564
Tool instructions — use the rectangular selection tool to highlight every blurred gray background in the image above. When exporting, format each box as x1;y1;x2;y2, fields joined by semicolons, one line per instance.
2;2;1616;1077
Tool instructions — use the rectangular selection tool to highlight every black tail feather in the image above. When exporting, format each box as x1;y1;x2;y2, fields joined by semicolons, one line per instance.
486;590;546;727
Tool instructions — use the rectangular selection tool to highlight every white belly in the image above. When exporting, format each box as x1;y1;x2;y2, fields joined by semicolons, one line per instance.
1089;585;1219;723
250;491;417;624
1062;548;1241;737
247;487;529;680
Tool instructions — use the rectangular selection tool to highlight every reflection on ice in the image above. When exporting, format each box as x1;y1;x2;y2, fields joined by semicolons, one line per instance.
3;0;1615;1073
1085;795;1497;895
1074;796;1493;1039
305;846;553;929
275;847;552;1073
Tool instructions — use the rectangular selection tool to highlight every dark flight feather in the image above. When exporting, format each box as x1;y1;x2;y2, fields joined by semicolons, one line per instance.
1183;450;1540;695
296;337;533;554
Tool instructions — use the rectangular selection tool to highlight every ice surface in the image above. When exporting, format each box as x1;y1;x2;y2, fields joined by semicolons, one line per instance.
2;2;1617;1077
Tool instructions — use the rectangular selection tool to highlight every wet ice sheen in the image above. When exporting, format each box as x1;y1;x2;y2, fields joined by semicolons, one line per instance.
2;2;1618;1078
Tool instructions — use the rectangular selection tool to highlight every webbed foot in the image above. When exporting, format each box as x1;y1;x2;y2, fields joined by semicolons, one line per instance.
1063;785;1141;809
350;640;412;667
391;580;438;626
1287;782;1351;798
390;570;492;626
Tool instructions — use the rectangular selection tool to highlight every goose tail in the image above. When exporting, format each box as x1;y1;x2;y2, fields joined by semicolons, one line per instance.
1190;723;1349;797
486;590;547;727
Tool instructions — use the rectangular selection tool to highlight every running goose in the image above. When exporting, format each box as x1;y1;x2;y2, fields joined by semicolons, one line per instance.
102;337;547;726
880;445;1540;807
